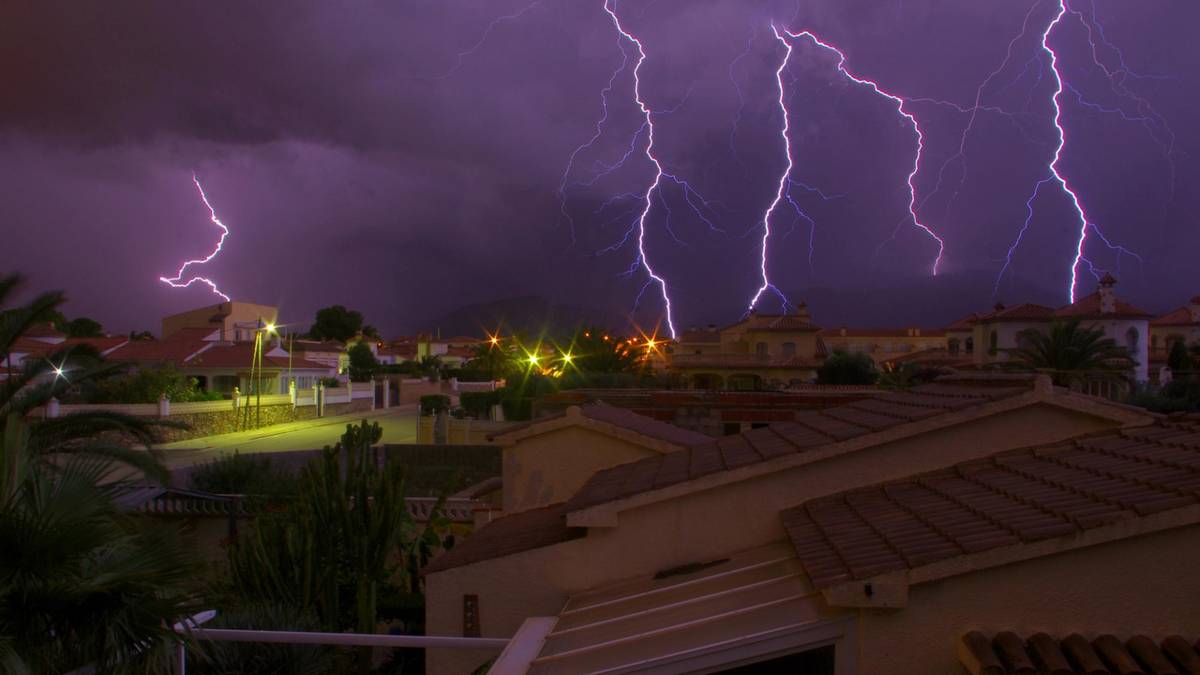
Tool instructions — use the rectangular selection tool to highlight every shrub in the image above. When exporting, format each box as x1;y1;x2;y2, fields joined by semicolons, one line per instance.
189;451;298;497
420;394;451;415
816;351;879;386
347;341;379;382
459;391;501;418
85;365;223;403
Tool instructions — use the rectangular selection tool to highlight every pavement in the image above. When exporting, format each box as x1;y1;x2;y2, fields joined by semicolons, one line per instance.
158;404;419;471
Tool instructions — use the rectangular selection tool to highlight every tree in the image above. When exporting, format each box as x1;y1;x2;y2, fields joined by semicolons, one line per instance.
568;325;640;373
1;274;176;479
1168;340;1192;373
225;421;455;674
817;351;879;385
0;414;201;673
63;316;103;337
466;341;516;380
84;364;222;404
1009;319;1134;386
346;342;379;382
307;305;365;342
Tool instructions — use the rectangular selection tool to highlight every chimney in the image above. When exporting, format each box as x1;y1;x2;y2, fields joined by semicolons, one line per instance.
706;323;717;332
1189;296;1200;323
1098;273;1117;314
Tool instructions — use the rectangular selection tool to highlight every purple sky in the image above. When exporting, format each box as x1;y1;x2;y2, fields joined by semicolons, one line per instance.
1;0;1196;336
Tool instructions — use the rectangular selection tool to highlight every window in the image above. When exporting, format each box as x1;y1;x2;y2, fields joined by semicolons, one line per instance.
965;337;974;354
755;342;768;357
1126;327;1140;355
948;338;960;355
781;342;796;358
989;330;998;354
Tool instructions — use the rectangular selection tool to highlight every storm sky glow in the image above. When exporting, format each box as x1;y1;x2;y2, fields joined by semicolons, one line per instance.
0;1;1194;334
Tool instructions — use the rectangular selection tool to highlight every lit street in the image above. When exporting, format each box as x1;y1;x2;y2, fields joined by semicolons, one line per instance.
158;404;419;471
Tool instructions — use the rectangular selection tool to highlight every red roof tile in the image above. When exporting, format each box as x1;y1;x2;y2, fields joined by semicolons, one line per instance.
107;339;212;363
782;417;1200;589
423;503;585;574
959;631;1200;675
185;344;328;370
565;377;1035;513
1055;291;1153;319
1151;306;1200;327
975;303;1057;322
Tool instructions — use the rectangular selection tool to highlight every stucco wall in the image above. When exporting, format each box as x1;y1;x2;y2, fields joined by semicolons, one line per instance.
855;523;1200;674
502;426;659;514
151;398;372;442
425;402;1124;674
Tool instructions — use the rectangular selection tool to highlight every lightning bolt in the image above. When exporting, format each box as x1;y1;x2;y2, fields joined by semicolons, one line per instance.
981;0;1167;300
601;0;677;338
782;29;946;276
1028;0;1146;302
159;175;231;302
747;26;796;312
431;1;543;80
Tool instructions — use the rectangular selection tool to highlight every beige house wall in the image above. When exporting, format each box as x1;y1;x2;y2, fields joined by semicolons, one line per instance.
426;403;1125;675
161;301;278;340
854;523;1200;675
502;426;660;514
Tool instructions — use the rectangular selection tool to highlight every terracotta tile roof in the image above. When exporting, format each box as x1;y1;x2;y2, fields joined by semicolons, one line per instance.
164;326;222;341
492;402;710;447
565;377;1035;513
959;631;1200;675
22;322;65;339
821;328;947;338
1152;305;1200;327
291;339;346;353
9;337;125;357
107;339;212;363
945;313;979;331
976;303;1057;322
721;313;822;333
186;344;329;370
423;502;585;574
1055;291;1154;320
781;417;1200;589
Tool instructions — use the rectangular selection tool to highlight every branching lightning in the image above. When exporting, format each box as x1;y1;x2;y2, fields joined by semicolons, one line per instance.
783;29;946;276
159;175;232;302
746;26;796;312
601;0;677;338
432;1;544;79
972;0;1168;301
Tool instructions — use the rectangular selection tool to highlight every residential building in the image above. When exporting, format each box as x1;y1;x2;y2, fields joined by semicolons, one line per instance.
161;301;278;341
1150;295;1200;365
670;306;826;389
289;339;348;374
421;373;1155;674
106;332;331;395
971;274;1152;381
818;326;947;361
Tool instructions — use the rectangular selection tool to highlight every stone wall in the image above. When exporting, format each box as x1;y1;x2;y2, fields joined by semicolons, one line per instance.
154;398;373;442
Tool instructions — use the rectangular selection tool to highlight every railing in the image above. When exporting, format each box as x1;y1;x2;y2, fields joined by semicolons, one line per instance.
170;625;506;674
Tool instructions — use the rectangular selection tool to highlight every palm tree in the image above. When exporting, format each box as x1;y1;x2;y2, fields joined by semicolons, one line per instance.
1009;318;1134;386
0;413;201;673
1;273;172;480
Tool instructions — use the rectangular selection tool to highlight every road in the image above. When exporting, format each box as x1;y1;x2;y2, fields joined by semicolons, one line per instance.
158;405;419;471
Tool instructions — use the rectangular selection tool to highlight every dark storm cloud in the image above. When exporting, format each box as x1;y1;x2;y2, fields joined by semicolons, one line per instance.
1;0;1197;334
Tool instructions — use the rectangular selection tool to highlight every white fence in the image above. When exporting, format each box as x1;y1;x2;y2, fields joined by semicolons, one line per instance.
36;382;376;420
